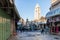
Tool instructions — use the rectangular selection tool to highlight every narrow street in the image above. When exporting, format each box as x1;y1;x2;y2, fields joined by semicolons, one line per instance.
16;31;60;40
0;0;60;40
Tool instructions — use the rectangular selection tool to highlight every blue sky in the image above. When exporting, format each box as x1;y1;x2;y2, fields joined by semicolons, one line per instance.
15;0;51;21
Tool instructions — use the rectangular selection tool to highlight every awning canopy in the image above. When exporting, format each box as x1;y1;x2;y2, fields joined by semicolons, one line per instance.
46;8;60;18
0;0;20;20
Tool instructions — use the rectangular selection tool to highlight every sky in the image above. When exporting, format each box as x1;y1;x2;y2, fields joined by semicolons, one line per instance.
15;0;51;21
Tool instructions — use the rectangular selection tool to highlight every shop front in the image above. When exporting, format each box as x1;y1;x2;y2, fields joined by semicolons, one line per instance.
0;0;20;40
0;8;11;40
46;8;60;35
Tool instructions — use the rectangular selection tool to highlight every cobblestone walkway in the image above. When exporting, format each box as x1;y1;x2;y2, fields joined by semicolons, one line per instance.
8;32;60;40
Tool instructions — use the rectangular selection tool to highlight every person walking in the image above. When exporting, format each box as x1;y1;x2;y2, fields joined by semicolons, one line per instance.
41;28;44;34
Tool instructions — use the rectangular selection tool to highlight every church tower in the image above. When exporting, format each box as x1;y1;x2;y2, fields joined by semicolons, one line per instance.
34;3;41;20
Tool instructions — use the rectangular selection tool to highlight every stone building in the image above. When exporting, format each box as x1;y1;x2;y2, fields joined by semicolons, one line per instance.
34;3;46;23
46;0;60;35
33;3;47;29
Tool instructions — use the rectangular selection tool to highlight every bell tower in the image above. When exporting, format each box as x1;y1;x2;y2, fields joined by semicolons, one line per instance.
34;3;41;20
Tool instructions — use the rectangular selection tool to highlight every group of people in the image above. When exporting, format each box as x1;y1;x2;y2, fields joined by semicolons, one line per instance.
41;26;50;34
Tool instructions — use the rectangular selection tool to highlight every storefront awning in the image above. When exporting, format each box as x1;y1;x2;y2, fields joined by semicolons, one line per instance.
46;8;60;18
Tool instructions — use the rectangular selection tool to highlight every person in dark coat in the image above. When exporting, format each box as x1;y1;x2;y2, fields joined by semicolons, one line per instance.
41;28;44;34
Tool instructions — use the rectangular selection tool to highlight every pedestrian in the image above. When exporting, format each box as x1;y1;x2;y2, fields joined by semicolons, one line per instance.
41;28;44;34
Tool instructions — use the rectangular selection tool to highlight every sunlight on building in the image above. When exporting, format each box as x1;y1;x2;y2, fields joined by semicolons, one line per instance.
10;0;13;4
34;3;46;23
51;0;57;4
34;3;41;20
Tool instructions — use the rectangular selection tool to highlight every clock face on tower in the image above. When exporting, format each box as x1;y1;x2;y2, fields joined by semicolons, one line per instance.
51;0;57;4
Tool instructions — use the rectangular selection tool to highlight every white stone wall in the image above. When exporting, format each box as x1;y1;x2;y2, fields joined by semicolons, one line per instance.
51;0;60;4
34;3;41;20
51;0;57;4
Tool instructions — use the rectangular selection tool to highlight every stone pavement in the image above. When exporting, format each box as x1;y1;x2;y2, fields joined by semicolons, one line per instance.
16;32;60;40
8;32;60;40
8;35;17;40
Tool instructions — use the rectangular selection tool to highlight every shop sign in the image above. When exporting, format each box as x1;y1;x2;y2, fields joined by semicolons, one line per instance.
48;17;60;22
56;17;59;21
56;17;60;21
